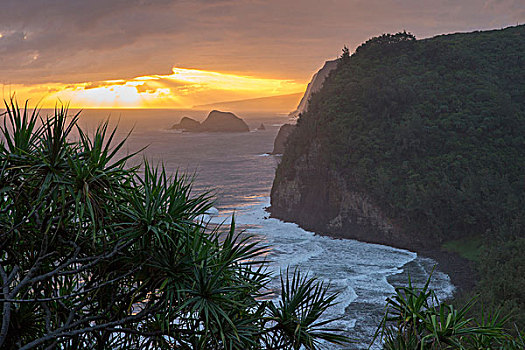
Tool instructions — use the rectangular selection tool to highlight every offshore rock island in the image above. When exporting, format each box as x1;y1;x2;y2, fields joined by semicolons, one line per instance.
171;110;250;132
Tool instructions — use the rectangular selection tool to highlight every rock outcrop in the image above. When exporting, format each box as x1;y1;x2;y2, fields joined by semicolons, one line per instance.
170;110;249;133
171;117;202;131
270;140;422;250
201;110;249;132
271;124;295;155
257;123;266;131
272;59;419;248
272;57;430;250
288;60;337;119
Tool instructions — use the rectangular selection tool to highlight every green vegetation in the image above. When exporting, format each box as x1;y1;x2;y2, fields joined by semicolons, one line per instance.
442;237;482;262
373;274;525;349
278;25;525;331
0;100;349;349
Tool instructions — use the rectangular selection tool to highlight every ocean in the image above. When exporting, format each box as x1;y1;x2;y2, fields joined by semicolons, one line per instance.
73;109;454;349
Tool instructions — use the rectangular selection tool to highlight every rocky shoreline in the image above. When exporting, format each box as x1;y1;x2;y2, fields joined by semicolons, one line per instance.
267;208;477;297
311;227;478;296
416;247;477;297
269;140;478;297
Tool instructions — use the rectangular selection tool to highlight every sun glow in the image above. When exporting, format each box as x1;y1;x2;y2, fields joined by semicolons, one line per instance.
3;67;305;109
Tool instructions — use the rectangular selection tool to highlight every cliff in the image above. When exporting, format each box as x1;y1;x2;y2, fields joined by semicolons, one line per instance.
272;60;337;155
288;60;337;119
270;140;420;248
271;124;295;154
271;26;525;251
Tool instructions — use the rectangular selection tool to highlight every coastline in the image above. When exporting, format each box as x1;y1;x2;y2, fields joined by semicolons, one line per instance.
415;248;478;297
267;209;477;297
314;230;478;297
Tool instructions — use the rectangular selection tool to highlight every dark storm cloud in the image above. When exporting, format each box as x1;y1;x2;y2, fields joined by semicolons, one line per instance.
0;0;175;48
1;0;524;85
0;0;186;83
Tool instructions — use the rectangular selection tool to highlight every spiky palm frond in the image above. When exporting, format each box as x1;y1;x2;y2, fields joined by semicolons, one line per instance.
1;99;350;349
266;269;350;349
372;270;517;350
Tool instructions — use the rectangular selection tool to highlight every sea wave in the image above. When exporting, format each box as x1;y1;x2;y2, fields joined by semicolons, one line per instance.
208;196;454;349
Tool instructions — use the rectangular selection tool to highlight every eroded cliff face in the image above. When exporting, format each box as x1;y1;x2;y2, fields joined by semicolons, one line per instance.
288;60;337;118
270;140;427;250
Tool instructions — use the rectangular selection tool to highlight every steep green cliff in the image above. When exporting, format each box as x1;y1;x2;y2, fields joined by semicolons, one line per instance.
271;25;525;323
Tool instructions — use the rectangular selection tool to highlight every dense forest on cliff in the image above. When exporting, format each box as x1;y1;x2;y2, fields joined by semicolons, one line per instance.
276;25;525;326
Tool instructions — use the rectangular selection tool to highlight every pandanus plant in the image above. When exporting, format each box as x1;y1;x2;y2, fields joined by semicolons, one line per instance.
0;98;350;349
371;270;524;349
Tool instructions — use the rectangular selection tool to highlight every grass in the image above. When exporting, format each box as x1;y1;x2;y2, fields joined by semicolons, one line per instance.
442;236;483;262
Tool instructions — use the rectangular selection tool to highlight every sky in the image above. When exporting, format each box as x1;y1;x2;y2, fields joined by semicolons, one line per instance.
1;0;524;109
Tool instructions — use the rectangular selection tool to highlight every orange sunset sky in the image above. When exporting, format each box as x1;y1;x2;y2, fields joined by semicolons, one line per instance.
1;0;524;109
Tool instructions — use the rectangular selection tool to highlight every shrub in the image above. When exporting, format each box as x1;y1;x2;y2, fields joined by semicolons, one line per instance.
0;100;348;349
372;273;525;349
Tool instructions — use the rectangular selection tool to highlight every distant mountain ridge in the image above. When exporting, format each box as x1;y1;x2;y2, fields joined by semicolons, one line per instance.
193;93;303;112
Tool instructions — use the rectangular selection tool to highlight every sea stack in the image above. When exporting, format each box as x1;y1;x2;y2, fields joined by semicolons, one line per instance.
171;117;202;131
201;110;249;132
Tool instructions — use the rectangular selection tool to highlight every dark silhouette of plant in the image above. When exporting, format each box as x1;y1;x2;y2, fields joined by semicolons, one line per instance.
0;99;349;349
371;273;524;349
340;45;350;62
354;31;415;55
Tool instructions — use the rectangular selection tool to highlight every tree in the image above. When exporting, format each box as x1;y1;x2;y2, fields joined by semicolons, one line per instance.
354;31;416;55
340;45;350;62
0;100;349;349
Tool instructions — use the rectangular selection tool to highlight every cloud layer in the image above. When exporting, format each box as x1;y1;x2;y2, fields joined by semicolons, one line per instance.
1;0;523;88
4;66;304;108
